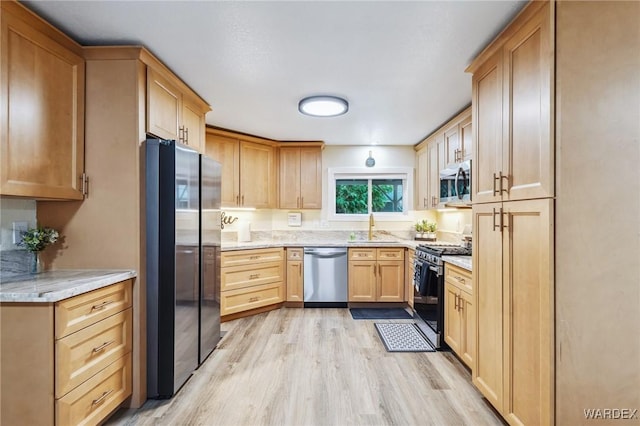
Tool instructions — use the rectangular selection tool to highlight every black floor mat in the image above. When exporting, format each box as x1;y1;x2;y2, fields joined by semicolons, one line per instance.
350;308;413;320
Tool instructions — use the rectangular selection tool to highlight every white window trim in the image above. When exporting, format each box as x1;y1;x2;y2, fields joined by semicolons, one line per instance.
327;167;414;221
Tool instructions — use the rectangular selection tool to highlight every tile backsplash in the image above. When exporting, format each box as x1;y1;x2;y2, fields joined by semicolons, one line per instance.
0;197;37;278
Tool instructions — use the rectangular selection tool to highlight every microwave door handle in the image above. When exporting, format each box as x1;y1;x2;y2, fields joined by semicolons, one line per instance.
454;168;461;199
456;167;467;200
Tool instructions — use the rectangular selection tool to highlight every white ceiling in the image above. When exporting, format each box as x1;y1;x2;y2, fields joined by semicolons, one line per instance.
23;1;526;146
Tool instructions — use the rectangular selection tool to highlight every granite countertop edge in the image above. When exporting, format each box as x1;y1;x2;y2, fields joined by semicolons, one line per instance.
222;239;424;251
0;270;137;303
442;255;473;272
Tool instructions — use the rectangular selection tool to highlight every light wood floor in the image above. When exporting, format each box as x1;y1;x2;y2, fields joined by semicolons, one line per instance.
108;308;504;426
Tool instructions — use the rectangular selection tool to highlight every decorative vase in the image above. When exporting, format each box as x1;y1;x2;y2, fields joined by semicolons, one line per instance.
30;252;42;274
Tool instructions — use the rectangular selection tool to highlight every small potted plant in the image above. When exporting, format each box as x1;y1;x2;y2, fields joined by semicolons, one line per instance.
18;226;59;273
425;221;437;241
414;222;425;240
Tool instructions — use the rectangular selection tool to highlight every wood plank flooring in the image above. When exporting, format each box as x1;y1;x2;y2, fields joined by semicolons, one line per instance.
107;308;504;426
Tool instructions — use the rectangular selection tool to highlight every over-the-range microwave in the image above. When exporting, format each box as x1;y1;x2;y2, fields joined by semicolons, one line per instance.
439;160;471;207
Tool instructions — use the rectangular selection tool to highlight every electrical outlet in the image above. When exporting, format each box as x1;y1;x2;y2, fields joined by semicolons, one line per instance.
12;221;28;245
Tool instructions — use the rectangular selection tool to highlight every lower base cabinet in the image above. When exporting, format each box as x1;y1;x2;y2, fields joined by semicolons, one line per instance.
0;279;133;426
220;248;285;318
348;248;404;302
286;248;304;303
443;263;474;368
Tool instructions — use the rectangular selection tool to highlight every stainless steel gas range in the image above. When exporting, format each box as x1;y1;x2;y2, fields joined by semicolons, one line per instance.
413;242;471;350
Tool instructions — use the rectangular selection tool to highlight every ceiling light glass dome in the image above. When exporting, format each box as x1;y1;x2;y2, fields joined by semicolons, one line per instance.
298;96;349;117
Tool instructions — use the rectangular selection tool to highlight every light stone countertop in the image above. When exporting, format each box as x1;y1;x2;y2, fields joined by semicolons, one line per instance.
222;239;424;251
442;255;472;272
0;270;137;303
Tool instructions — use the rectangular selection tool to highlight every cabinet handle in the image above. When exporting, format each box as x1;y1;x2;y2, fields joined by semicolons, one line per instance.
92;340;115;353
501;208;509;231
373;264;376;276
301;196;304;207
236;195;240;205
501;173;509;194
185;127;189;144
249;255;260;260
493;172;501;196
249;273;260;280
492;208;500;231
241;195;244;205
90;300;113;311
423;197;427;208
455;276;466;284
454;293;459;310
249;296;259;302
297;197;300;208
179;126;185;143
91;389;113;406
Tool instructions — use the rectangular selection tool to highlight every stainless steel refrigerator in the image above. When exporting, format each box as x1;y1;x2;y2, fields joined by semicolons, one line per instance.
145;139;221;399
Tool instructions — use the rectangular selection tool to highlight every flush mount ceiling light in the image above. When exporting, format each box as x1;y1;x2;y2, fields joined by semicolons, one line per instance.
298;95;349;117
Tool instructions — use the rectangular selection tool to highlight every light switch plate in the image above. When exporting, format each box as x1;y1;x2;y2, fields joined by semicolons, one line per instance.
12;221;28;245
287;212;302;227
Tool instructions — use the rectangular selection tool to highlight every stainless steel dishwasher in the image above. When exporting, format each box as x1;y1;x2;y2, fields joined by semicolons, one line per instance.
303;247;348;306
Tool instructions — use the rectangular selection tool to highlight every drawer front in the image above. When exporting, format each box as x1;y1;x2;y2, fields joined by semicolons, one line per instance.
56;354;132;426
56;280;133;339
377;248;405;260
56;308;132;398
221;262;283;291
445;263;472;294
349;248;376;260
286;248;303;261
221;248;283;268
221;282;284;316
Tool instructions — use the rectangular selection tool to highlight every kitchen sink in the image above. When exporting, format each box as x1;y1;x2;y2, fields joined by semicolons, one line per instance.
347;239;399;244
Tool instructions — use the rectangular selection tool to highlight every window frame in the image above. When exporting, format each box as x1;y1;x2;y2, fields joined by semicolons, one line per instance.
327;167;414;221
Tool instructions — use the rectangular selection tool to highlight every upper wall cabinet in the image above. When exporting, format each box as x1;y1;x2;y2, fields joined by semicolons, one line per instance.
279;145;323;209
205;128;277;208
468;1;553;204
1;2;85;200
414;106;471;210
147;67;209;153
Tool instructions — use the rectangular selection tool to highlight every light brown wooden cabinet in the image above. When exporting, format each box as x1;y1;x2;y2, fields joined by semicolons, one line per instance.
286;248;304;302
470;2;552;204
414;107;471;210
348;248;404;302
205;128;277;208
0;280;133;426
147;67;208;152
279;146;322;209
0;1;85;200
444;263;473;368
405;249;415;309
220;248;284;318
472;199;553;425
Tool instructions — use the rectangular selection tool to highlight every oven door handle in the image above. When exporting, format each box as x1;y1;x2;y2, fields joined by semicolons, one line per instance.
429;265;438;272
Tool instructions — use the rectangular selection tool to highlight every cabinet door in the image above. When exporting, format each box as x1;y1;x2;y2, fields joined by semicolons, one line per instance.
286;259;303;302
181;96;205;153
377;261;404;302
415;147;429;210
1;11;85;199
502;198;553;426
147;68;180;141
240;141;275;208
472;202;504;411
502;3;553;202
427;141;440;208
206;133;240;207
279;148;301;209
460;115;472;162
444;282;461;354
299;147;322;209
348;261;376;302
459;289;474;368
472;50;503;204
405;250;415;308
444;124;459;166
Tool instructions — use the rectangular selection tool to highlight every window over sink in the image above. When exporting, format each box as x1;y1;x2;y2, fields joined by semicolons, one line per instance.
328;168;413;220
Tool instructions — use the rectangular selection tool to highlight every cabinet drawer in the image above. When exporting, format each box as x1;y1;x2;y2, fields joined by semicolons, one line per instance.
55;280;133;339
377;248;404;260
56;354;131;426
56;308;132;398
445;263;472;294
221;248;283;268
221;262;283;291
349;248;376;260
286;248;303;261
221;281;284;316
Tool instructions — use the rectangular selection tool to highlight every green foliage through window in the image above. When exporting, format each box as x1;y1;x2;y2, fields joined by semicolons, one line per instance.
336;179;403;214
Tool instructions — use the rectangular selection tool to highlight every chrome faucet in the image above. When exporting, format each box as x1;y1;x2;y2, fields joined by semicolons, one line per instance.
368;213;375;240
